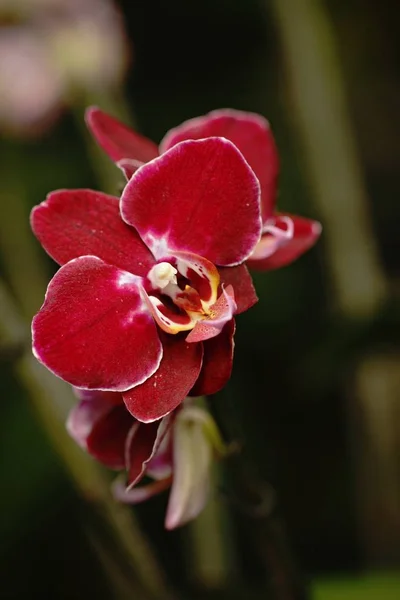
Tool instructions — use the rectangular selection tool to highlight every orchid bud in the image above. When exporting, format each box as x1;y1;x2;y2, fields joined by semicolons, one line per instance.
165;405;223;530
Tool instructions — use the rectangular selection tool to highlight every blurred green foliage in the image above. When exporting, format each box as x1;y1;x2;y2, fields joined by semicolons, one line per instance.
313;573;400;600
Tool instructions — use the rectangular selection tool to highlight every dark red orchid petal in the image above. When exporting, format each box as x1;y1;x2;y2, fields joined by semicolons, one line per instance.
32;256;162;391
117;158;145;180
122;333;203;423
247;214;322;271
160;108;279;222
120;138;261;267
218;264;258;314
125;421;160;486
67;394;133;469
85;107;159;163
31;189;155;276
125;415;172;487
189;319;235;396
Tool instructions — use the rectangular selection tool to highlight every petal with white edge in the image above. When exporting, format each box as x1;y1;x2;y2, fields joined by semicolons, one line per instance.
120;138;261;266
31;189;155;276
160;108;279;222
247;214;322;271
32;256;162;391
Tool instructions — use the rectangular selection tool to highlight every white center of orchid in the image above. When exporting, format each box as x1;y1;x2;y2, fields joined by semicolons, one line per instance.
148;262;178;290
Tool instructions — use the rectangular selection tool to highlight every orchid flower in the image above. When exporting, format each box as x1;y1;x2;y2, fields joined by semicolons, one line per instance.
86;107;322;270
67;391;222;529
31;133;260;422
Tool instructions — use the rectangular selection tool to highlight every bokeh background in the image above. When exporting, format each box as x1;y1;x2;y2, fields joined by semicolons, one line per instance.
0;0;399;598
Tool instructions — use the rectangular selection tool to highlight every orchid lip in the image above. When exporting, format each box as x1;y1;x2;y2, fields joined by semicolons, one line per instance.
143;252;235;337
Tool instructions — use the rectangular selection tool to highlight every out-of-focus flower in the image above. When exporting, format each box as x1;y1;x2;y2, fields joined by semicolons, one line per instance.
31;130;259;422
0;0;129;136
0;27;63;135
68;391;223;529
87;108;322;270
44;0;129;92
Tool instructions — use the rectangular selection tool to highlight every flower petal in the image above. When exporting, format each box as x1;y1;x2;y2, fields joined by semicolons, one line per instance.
32;256;162;391
120;138;262;266
117;158;145;180
125;414;172;487
85;107;159;163
247;214;322;271
165;408;212;530
31;189;155;276
160;108;279;222
190;319;235;396
67;394;133;469
125;421;160;487
185;286;236;343
122;332;203;423
113;475;173;504
218;264;258;314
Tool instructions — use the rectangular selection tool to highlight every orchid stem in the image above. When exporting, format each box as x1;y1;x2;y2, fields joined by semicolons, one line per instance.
185;396;235;590
207;397;309;600
186;459;235;590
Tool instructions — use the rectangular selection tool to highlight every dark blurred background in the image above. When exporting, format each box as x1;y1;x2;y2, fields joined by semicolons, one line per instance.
0;0;399;598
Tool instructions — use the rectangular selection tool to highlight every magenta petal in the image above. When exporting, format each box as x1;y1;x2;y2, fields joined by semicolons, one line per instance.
32;256;162;391
218;264;258;314
121;138;262;266
67;394;133;469
85;107;159;163
190;319;235;397
247;214;322;271
122;333;203;423
31;189;155;276
160;108;279;222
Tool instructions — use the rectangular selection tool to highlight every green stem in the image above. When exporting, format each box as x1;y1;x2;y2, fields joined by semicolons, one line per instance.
186;463;235;590
207;398;309;600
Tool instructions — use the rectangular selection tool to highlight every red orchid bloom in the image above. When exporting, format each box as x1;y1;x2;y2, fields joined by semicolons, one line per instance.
68;390;220;529
31;135;260;422
86;107;322;271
